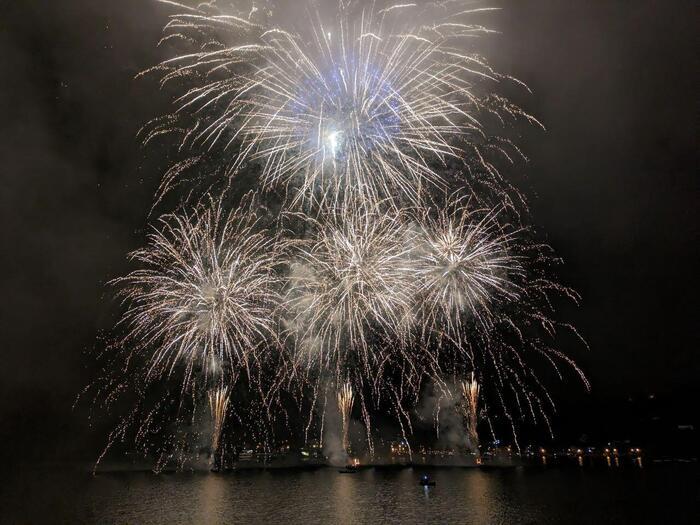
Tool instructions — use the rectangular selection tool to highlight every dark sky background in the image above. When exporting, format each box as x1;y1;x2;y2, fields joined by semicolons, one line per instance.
0;0;697;463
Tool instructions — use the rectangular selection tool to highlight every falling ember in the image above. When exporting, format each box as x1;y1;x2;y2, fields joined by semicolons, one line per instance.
208;385;230;465
337;381;354;455
460;373;480;455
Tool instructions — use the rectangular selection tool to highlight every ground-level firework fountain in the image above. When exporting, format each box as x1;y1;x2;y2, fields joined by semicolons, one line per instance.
460;373;480;456
337;381;354;456
208;386;230;469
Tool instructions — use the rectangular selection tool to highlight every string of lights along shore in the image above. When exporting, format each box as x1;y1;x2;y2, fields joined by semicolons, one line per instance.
89;0;590;471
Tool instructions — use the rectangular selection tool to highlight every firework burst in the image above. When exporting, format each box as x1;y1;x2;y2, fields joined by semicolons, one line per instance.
410;197;589;449
145;0;541;208
85;1;590;468
208;385;230;464
284;199;416;381
434;237;590;451
282;199;419;456
413;195;523;344
88;195;287;470
112;195;284;390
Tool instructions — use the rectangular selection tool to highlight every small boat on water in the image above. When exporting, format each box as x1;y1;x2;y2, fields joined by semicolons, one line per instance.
418;474;436;486
338;464;359;474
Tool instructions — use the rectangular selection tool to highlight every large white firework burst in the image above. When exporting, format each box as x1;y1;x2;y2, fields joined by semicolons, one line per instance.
144;0;541;208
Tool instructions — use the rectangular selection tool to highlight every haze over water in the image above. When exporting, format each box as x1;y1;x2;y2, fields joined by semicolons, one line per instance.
2;464;696;524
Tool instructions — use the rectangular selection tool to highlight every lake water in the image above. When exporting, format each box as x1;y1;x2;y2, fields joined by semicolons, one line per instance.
1;464;697;524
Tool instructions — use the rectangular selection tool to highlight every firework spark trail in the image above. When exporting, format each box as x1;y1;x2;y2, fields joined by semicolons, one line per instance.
337;380;354;455
208;385;230;462
460;373;480;454
145;0;541;209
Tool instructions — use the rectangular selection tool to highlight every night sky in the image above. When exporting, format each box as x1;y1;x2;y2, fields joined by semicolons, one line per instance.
1;0;697;463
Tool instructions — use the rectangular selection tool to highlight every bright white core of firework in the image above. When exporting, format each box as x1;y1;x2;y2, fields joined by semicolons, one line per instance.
327;130;343;157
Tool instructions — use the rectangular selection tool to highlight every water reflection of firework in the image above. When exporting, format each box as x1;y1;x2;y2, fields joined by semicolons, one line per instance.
337;381;354;455
208;385;230;463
